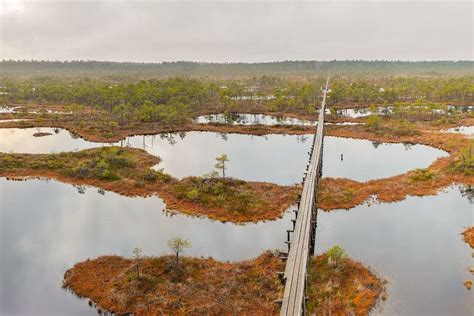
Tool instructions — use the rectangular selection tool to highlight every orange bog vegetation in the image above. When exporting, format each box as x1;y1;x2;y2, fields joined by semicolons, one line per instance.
307;253;385;316
63;250;385;315
462;227;474;249
63;251;284;315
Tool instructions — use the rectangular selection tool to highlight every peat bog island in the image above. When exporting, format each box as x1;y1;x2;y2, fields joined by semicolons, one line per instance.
0;1;473;315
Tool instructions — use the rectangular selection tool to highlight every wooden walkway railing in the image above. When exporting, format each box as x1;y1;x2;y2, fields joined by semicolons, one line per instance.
279;77;329;315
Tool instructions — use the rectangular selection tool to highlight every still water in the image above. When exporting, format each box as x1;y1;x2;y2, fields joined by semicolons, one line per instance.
315;186;473;316
332;106;473;118
0;128;448;183
195;113;317;126
0;178;294;315
0;181;471;315
0;124;470;315
445;125;474;138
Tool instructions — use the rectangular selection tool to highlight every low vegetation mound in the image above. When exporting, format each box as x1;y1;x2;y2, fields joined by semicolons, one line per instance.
63;247;385;315
307;246;385;315
0;147;298;223
63;251;284;315
32;132;53;137
172;176;295;219
462;227;474;249
0;147;160;182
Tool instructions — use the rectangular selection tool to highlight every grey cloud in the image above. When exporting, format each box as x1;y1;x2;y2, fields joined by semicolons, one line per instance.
0;1;472;61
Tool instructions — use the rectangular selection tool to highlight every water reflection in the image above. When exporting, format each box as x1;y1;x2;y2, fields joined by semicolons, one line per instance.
0;180;471;314
458;184;474;203
333;105;473;118
444;126;474;138
315;186;473;316
0;106;18;114
0;119;31;123
0;178;293;315
0;128;448;184
322;136;448;182
195;113;317;126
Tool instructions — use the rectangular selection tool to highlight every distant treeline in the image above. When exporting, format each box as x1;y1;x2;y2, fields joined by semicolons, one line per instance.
1;60;473;78
1;76;472;126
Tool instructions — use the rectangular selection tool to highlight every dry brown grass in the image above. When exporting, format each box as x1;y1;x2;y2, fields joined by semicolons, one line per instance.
462;227;474;249
63;251;284;315
63;249;385;315
307;253;385;316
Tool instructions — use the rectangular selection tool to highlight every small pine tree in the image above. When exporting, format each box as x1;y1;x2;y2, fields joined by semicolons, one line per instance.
215;154;229;179
168;237;191;267
132;247;142;278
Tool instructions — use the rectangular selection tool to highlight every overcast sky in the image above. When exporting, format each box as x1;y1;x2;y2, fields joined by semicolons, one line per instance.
0;0;472;62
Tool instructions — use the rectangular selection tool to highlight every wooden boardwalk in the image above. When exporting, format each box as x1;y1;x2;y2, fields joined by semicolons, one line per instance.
279;77;329;315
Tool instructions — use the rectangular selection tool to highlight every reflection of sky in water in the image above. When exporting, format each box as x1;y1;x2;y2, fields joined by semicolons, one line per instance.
315;186;473;316
0;106;17;113
195;113;317;126
322;136;448;182
335;106;473;118
0;119;31;122
0;124;469;315
444;125;474;138
0;178;294;315
0;128;448;184
0;180;472;315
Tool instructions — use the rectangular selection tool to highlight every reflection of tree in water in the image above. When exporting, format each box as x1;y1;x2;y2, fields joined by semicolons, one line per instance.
204;114;214;122
275;115;285;125
458;185;474;204
120;137;132;147
160;133;180;145
297;135;309;143
403;143;413;151
219;133;228;141
356;108;368;115
371;141;382;149
74;185;86;194
223;112;242;124
379;107;392;115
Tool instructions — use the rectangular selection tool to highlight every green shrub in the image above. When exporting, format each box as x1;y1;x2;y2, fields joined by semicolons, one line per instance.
72;163;89;178
1;155;21;168
452;143;474;176
326;245;347;267
46;158;65;169
173;177;256;213
142;169;157;181
185;189;200;201
98;169;119;181
410;168;435;182
366;115;381;130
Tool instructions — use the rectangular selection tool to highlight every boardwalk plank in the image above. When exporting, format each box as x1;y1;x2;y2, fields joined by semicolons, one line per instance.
280;77;329;315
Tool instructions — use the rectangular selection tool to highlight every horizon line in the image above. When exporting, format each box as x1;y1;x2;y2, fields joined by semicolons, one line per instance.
2;59;473;64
